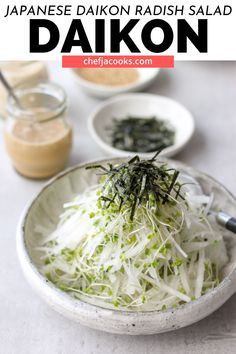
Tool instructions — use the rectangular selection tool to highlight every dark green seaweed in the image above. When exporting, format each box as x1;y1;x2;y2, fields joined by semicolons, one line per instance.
86;152;184;221
107;116;175;153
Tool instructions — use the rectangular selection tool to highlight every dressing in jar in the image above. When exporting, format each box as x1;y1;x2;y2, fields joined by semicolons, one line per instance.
4;82;72;179
0;61;48;118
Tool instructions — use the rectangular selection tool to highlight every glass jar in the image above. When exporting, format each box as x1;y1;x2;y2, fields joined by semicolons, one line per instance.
4;82;72;179
0;61;48;119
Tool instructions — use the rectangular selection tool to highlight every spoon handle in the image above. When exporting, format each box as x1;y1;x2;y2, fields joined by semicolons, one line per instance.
0;70;22;108
216;212;236;234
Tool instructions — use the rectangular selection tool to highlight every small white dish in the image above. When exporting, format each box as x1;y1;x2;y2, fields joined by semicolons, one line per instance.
88;93;195;158
71;68;160;98
17;158;236;335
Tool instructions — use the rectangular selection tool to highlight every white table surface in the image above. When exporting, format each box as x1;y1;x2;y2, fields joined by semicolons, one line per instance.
1;62;236;354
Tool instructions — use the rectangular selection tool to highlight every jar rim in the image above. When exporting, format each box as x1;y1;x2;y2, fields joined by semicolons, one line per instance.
7;81;67;122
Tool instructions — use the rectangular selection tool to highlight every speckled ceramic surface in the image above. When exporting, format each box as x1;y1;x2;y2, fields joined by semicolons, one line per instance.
16;158;236;335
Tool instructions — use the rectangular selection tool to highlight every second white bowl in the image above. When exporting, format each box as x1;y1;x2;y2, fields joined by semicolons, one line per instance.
88;93;195;158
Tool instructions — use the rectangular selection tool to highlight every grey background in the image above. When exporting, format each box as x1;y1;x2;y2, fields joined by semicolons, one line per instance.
0;62;236;353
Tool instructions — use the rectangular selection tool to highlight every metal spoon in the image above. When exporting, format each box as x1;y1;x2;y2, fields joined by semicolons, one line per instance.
181;173;236;234
214;211;236;234
0;70;23;109
0;72;54;124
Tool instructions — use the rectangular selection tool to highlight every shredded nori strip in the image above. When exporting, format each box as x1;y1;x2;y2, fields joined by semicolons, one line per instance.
107;116;175;153
86;152;184;221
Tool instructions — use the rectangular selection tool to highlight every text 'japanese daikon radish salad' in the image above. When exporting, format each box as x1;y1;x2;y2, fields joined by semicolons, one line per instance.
37;153;228;311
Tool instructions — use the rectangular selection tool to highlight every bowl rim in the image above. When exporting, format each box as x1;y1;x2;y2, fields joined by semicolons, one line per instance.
88;93;195;158
71;68;160;93
17;157;236;325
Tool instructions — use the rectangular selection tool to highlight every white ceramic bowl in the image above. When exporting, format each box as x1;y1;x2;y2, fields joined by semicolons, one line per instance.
71;68;160;98
88;93;195;158
17;158;236;335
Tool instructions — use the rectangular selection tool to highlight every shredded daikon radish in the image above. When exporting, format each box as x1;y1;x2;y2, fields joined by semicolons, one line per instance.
37;157;228;311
